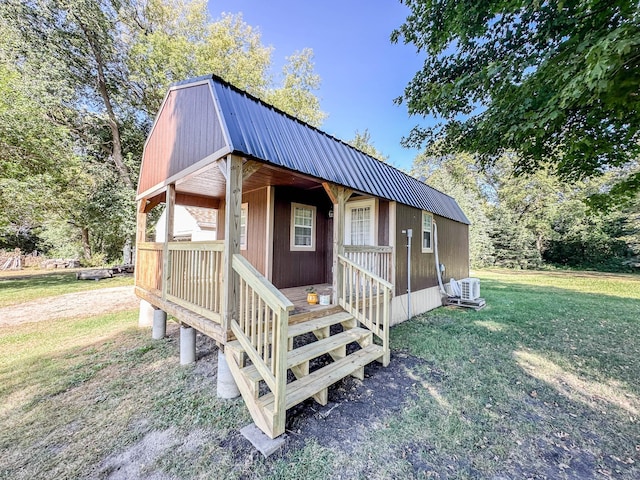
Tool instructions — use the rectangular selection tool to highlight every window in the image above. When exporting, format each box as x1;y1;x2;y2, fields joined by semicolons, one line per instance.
422;211;433;253
240;203;248;250
345;198;376;246
290;203;316;251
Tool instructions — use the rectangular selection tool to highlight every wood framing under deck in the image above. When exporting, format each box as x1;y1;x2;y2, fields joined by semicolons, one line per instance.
135;286;226;343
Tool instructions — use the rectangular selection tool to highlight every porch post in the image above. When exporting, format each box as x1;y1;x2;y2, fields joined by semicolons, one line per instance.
135;200;147;245
136;200;153;327
219;154;242;399
322;183;352;304
161;184;175;301
221;155;242;335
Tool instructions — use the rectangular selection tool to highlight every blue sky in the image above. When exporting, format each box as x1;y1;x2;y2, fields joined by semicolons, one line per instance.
208;0;430;171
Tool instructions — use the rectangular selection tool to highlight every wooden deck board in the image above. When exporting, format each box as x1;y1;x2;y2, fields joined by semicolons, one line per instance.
260;344;384;413
279;283;333;315
242;327;372;384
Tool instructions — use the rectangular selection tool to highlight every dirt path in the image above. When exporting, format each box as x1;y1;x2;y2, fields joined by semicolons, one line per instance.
0;286;139;328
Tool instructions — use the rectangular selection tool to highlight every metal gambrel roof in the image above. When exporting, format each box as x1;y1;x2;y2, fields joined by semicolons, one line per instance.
188;75;470;225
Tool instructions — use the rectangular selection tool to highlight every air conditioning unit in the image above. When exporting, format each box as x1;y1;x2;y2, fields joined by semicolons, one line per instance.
460;278;480;301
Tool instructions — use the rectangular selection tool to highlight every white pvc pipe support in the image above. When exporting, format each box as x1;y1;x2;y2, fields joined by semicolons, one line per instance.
216;350;240;399
180;326;196;365
152;309;167;340
138;299;154;328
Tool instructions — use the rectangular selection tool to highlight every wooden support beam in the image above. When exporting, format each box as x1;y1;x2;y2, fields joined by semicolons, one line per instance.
161;184;175;300
242;159;262;181
264;186;275;281
175;192;220;209
142;193;164;213
218;158;228;181
322;183;352;305
135;287;227;344
136;200;147;244
388;201;397;296
222;155;243;340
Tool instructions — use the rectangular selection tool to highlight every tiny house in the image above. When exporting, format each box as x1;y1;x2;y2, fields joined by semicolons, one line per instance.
135;75;470;438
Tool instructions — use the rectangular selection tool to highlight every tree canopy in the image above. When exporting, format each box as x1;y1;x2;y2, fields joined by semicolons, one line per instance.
393;0;640;200
0;0;326;261
413;150;639;271
347;129;389;162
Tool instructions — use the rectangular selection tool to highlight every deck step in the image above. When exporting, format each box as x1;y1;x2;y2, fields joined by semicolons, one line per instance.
259;344;384;414
287;311;355;339
225;311;355;357
241;327;372;387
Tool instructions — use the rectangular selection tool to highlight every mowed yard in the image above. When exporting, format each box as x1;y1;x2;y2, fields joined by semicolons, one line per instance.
0;270;638;479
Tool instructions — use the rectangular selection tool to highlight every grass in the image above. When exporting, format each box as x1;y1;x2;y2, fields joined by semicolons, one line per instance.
0;271;134;307
0;269;638;478
385;269;640;478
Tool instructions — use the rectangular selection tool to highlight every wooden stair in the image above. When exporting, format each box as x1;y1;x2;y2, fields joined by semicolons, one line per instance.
226;309;385;438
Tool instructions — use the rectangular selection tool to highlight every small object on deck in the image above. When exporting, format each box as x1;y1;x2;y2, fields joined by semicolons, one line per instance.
305;287;319;305
75;269;113;281
240;423;286;458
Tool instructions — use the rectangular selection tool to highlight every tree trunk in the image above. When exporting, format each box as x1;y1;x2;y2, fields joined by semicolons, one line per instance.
81;227;91;260
77;17;133;190
536;234;544;256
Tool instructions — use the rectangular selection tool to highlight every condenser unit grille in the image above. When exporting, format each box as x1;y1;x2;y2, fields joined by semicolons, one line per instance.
460;278;480;301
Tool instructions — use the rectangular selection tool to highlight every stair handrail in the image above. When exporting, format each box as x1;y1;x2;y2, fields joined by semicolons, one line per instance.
337;254;392;366
230;254;293;435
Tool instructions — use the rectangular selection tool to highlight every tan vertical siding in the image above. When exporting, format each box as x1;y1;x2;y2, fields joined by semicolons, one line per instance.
394;204;469;296
138;84;227;195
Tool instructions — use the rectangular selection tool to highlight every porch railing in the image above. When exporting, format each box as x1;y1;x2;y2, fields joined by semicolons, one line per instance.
343;245;393;284
338;254;391;366
135;242;163;295
166;241;224;323
231;254;294;438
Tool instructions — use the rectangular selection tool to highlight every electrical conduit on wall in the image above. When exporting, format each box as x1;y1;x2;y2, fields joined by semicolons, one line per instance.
433;220;448;296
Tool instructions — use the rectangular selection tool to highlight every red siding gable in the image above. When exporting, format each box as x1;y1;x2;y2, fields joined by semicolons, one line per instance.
138;83;228;195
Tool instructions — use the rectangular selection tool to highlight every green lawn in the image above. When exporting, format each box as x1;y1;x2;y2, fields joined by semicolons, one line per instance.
0;271;134;307
386;269;640;477
0;270;638;479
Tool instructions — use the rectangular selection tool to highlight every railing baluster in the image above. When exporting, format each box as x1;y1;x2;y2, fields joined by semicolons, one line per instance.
257;296;263;367
155;242;225;323
368;277;373;324
244;280;250;334
376;279;381;334
337;254;392;367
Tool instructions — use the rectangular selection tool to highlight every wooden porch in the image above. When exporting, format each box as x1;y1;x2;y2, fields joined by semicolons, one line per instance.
135;237;393;438
134;151;395;439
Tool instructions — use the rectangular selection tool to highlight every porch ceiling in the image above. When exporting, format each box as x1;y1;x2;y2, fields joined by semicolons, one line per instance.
175;160;325;199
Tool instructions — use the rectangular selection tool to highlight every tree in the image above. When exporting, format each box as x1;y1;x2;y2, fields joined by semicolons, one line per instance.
412;151;494;267
127;5;273;116
0;0;326;261
393;0;640;201
127;5;325;124
266;48;327;126
348;129;389;162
